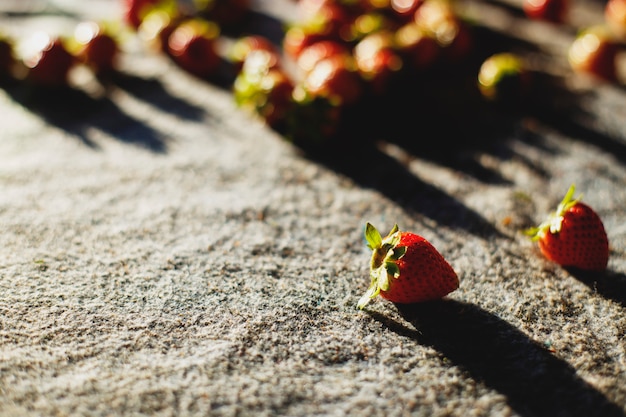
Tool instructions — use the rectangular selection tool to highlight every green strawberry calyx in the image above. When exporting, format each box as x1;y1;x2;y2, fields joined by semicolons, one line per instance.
525;184;581;241
357;222;407;309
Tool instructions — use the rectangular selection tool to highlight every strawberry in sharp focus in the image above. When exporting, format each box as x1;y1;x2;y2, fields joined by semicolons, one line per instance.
358;223;459;309
525;184;609;271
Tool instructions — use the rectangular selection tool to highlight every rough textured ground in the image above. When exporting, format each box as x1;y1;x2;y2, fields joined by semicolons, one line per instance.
1;0;626;416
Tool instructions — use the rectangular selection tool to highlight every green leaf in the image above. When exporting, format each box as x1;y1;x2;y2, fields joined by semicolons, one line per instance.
385;261;400;279
379;267;390;291
562;184;576;206
357;284;380;309
364;222;382;249
388;246;406;261
383;225;401;247
556;183;580;216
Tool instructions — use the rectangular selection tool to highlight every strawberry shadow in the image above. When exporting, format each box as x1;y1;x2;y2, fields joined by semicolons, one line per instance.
302;139;507;239
527;89;626;166
367;299;626;417
566;268;626;308
229;9;287;47
288;23;556;186
104;72;207;122
0;79;171;152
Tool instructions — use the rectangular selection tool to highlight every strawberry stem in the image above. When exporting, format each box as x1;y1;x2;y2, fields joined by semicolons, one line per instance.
524;183;581;240
358;223;405;309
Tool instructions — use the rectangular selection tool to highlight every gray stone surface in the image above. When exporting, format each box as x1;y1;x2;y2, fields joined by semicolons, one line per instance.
1;1;626;416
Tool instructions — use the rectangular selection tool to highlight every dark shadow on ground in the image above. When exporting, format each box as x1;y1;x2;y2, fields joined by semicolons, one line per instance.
281;26;555;238
282;18;626;239
303;139;507;239
104;72;207;122
228;9;288;47
567;268;626;308
368;299;626;417
526;83;626;165
0;79;169;152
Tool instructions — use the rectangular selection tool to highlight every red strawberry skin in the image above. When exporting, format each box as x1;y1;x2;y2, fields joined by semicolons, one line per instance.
381;232;459;304
358;223;459;309
537;202;609;271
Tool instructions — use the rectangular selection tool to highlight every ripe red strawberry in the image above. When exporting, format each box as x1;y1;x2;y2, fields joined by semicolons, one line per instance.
358;223;459;309
167;18;221;78
478;52;531;103
22;33;75;87
138;5;185;55
394;21;440;71
414;0;474;64
568;26;619;82
605;0;626;41
73;21;120;76
302;53;363;106
525;184;609;271
353;31;403;94
229;35;280;72
522;0;569;23
122;0;162;29
234;55;295;128
296;40;349;74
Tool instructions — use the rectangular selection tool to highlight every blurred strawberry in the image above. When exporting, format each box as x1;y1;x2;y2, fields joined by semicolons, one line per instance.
523;0;568;23
285;1;360;59
311;2;356;41
394;21;439;70
302;53;363;106
390;0;424;21
285;87;343;145
414;0;473;64
167;18;221;78
122;0;163;29
138;4;184;54
73;21;120;76
296;40;349;74
346;12;394;43
283;25;323;60
229;35;280;72
21;33;75;87
605;0;626;41
353;30;403;94
478;52;531;103
568;26;619;82
234;50;295;128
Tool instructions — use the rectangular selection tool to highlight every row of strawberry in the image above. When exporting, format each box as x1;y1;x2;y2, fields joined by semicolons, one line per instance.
360;184;610;309
0;0;248;88
0;22;116;87
230;0;626;147
0;0;623;140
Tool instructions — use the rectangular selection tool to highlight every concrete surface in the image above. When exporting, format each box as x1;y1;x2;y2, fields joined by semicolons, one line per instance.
1;0;626;416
